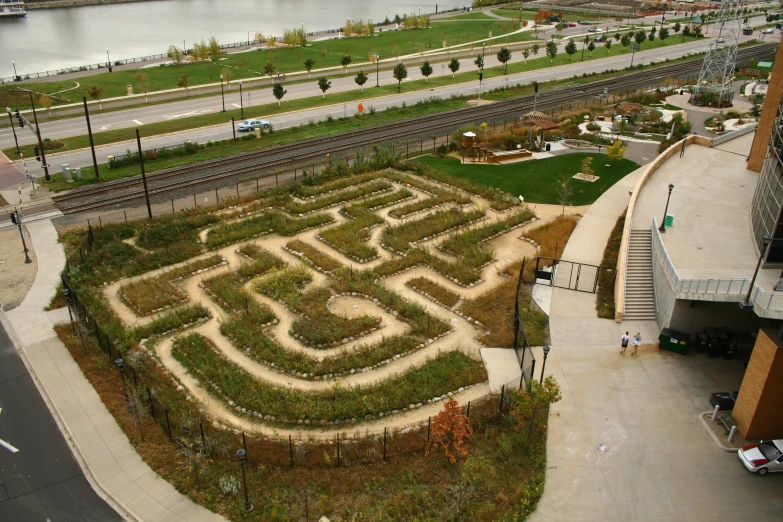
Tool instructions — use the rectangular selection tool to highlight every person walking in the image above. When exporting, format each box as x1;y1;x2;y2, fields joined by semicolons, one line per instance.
621;331;630;355
632;332;641;355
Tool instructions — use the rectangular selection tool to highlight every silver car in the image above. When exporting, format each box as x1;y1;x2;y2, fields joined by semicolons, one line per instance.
738;440;783;475
237;119;272;132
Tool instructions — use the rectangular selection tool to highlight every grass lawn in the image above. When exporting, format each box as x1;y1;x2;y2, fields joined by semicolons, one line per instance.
417;153;639;205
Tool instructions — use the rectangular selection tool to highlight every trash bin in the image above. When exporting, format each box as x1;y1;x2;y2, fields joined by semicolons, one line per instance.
695;332;708;353
545;143;551;151
710;392;735;411
723;337;737;360
707;337;722;358
659;328;689;355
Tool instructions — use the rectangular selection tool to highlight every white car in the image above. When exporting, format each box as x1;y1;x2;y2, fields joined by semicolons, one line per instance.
236;119;272;132
762;28;775;34
738;440;783;475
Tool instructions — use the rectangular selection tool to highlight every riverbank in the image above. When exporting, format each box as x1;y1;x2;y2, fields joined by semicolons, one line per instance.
24;0;159;10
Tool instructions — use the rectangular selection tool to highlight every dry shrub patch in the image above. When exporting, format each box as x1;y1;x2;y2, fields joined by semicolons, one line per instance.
523;215;579;281
342;188;413;216
120;277;187;317
205;211;334;249
285;239;343;273
318;207;383;262
172;333;486;423
161;254;224;281
407;277;460;307
381;208;485;253
596;210;625;319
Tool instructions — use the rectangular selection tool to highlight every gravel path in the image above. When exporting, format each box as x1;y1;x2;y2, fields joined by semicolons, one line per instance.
0;226;38;311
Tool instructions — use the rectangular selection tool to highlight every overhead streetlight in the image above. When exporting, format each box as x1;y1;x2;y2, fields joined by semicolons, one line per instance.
5;108;20;154
237;449;253;512
219;74;225;112
742;234;772;309
540;345;551;384
659;183;674;232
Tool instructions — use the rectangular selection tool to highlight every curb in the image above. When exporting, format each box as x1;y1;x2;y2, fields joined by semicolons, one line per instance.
698;411;738;454
0;309;139;521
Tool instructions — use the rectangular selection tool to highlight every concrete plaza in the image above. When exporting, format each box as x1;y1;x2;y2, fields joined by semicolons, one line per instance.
530;165;783;521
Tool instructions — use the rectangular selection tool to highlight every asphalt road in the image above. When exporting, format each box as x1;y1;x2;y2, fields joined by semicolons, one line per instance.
0;322;122;521
7;34;774;183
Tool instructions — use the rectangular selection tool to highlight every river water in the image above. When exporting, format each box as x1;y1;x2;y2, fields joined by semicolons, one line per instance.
1;0;462;76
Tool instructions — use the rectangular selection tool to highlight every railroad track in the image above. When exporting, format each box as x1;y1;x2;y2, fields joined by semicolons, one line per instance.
53;43;776;214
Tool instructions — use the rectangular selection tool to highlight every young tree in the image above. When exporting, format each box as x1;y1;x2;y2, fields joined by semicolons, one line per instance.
39;94;52;117
556;172;573;214
649;32;656;44
425;398;473;463
178;74;189;96
606;140;627;163
474;54;484;70
581;156;596;181
135;72;150;102
304;58;316;79
272;82;287;106
355;70;368;92
448;57;460;78
208;37;221;61
659;27;669;42
167;45;182;64
673;22;681;35
340;55;352;74
546;40;558;63
420;60;433;83
510;376;562;442
614;32;621;42
88;85;103;110
604;39;613;53
587;41;596;57
620;33;631;48
565;39;577;61
497;47;512;74
392;62;408;92
531;43;540;56
264;61;276;77
221;66;232;89
522;49;530;65
634;30;647;47
317;77;331;99
682;25;691;41
320;49;327;64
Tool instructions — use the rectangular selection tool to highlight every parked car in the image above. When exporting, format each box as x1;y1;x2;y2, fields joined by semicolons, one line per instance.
738;440;783;475
762;28;775;34
743;28;755;35
237;119;272;132
717;37;726;43
568;22;577;27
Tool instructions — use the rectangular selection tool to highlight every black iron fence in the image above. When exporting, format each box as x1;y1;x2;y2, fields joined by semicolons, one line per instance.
513;260;536;389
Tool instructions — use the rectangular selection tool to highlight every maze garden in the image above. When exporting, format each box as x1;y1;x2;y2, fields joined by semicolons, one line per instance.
62;158;565;519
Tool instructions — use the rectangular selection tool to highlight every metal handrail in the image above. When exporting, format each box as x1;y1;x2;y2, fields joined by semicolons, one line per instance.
651;217;783;314
711;123;758;147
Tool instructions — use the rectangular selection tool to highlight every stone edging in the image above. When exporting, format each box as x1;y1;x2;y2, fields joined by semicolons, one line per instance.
698;412;738;454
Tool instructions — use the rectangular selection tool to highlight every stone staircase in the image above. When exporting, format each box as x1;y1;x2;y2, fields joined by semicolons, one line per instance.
624;229;656;321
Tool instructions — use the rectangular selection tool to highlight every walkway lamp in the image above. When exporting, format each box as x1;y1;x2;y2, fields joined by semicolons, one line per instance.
239;81;244;118
219;75;225;112
237;449;253;512
540;345;551;384
742;234;772;309
114;357;129;409
375;54;380;87
659;183;674;232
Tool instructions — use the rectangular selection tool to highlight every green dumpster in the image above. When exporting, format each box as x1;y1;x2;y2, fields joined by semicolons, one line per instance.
659;328;689;355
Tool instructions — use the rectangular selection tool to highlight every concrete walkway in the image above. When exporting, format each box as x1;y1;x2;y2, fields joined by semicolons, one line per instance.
3;219;225;522
529;168;783;521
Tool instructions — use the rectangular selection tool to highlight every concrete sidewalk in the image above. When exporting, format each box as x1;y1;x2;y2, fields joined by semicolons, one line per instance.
528;169;783;521
3;219;225;522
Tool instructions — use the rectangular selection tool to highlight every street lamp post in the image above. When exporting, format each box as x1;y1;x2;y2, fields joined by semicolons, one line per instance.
6;108;20;154
106;49;112;72
114;357;130;410
581;36;588;61
540;345;551;384
239;81;244;118
219;75;225;111
742;234;772;309
183;38;186;55
658;183;674;232
10;208;32;264
247;30;250;46
12;61;17;80
62;285;76;336
631;44;637;67
375;54;380;87
26;90;51;182
237;449;253;512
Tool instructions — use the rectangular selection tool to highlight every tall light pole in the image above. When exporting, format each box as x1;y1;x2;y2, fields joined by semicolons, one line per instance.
25;90;50;182
106;48;110;66
375;54;380;87
12;61;17;80
247;29;250;46
10;208;32;264
83;97;100;180
114;357;129;409
239;81;244;118
237;449;253;512
742;234;772;309
630;43;637;67
658;183;674;232
6;108;20;154
183;38;186;55
540;345;551;384
219;74;225;111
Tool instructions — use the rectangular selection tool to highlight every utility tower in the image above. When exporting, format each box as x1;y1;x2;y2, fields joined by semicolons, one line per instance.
689;0;744;107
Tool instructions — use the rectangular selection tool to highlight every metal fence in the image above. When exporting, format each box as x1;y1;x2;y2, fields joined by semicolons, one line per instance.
513;261;537;388
650;217;783;316
711;122;759;147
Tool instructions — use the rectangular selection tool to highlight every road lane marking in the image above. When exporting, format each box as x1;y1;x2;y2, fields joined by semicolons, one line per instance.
132;119;143;125
231;103;241;108
101;125;112;130
0;408;20;454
